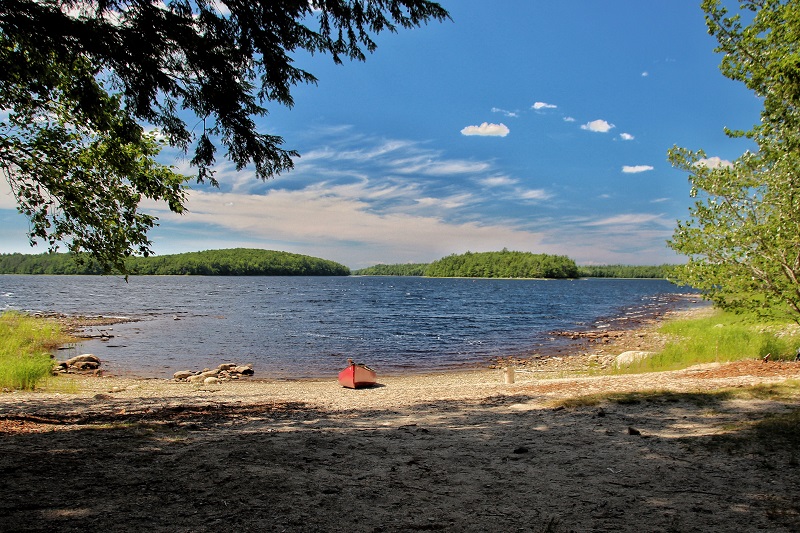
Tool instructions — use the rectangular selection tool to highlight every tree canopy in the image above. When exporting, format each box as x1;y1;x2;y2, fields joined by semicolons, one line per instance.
0;1;449;272
669;0;800;321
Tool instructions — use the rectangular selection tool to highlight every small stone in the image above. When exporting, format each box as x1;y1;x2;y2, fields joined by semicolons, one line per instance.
628;427;641;436
513;446;529;454
173;370;193;381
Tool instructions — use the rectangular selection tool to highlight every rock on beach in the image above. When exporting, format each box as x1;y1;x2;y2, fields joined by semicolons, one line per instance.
55;354;102;372
173;363;254;383
614;350;653;368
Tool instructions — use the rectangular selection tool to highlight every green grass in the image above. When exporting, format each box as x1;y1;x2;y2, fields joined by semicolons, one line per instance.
0;311;74;390
615;310;800;373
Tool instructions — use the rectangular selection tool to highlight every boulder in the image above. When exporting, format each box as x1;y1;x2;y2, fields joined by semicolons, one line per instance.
614;351;652;368
217;363;237;372
233;365;254;376
65;354;101;366
204;377;220;385
73;360;100;370
173;370;194;381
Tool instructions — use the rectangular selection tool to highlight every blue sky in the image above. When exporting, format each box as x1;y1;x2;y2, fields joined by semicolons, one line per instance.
0;1;763;269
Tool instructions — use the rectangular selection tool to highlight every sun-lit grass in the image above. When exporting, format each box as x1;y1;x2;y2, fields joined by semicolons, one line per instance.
614;310;800;374
0;311;75;390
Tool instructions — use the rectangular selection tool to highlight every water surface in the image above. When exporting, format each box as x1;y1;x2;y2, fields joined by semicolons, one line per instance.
0;275;702;378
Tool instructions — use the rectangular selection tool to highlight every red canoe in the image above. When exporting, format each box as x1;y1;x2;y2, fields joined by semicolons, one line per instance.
338;360;377;389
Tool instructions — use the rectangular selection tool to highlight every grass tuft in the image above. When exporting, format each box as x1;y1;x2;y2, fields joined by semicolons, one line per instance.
0;311;75;391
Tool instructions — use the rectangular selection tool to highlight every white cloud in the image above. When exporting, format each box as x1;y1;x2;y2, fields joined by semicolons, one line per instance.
460;122;510;137
581;119;615;133
695;156;733;169
641;71;649;77
622;165;654;174
532;102;557;110
147;185;549;268
563;116;576;123
620;133;634;141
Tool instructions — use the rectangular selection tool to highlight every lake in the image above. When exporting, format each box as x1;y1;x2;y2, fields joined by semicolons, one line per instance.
0;275;703;378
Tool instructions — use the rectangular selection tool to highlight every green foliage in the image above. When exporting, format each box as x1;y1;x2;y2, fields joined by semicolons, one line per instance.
0;312;69;390
0;1;449;273
424;250;579;279
0;34;189;273
0;1;450;183
0;249;350;276
617;310;800;373
669;1;800;322
352;263;428;276
577;264;675;278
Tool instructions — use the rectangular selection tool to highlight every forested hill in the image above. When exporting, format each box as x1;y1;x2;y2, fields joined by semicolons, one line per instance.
0;249;351;276
425;251;579;279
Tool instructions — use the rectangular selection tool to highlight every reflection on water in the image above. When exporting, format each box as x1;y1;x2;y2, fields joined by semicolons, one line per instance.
0;275;702;378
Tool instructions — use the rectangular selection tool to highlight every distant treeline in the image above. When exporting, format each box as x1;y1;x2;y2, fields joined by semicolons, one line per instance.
353;257;676;279
353;251;580;279
352;263;428;276
0;249;351;276
577;264;675;279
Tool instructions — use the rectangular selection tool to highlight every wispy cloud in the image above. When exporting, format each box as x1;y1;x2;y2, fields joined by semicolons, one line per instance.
460;122;510;137
620;133;635;141
581;119;615;133
480;176;518;187
563;116;575;123
532;102;557;110
584;213;669;227
514;188;551;201
491;107;519;118
622;165;654;173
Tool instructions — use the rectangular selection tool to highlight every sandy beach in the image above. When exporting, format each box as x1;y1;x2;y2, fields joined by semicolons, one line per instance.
2;309;800;532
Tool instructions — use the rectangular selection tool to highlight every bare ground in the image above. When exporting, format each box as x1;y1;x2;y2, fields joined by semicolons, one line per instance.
2;309;800;532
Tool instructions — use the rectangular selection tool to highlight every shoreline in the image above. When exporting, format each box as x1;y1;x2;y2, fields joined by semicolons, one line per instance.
19;303;736;411
52;292;709;380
